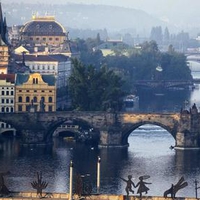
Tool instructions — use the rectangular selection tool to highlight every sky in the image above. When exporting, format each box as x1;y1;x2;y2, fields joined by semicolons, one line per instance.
3;0;200;16
3;0;200;33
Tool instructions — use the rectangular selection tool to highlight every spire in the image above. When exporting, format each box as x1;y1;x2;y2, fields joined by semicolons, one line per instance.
0;2;8;45
0;2;4;37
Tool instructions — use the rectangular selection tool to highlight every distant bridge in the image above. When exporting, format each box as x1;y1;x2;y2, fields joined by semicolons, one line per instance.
0;105;199;149
133;80;193;89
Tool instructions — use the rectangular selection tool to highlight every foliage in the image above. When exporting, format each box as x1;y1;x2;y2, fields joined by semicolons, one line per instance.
69;59;124;111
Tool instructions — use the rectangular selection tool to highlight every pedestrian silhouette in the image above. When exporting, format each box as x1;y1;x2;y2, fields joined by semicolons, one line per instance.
120;175;135;196
135;175;151;198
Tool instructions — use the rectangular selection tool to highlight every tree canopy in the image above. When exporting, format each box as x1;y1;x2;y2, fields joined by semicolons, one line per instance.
69;59;125;111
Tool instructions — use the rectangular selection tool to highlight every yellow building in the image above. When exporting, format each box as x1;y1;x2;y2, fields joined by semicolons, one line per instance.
15;73;56;112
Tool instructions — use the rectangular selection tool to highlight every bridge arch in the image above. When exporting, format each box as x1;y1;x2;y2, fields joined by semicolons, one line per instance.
44;118;100;144
121;121;177;146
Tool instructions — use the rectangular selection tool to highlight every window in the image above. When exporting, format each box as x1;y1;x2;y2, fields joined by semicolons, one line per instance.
18;96;22;102
26;96;30;102
33;78;38;84
41;96;45;102
2;99;4;103
11;107;14;112
33;96;37;102
48;105;53;112
49;97;52;103
11;91;14;95
6;91;9;95
49;38;52;41
1;107;4;112
26;105;30;112
26;90;29;92
6;99;9;104
18;105;22;112
1;91;4;95
6;107;9;112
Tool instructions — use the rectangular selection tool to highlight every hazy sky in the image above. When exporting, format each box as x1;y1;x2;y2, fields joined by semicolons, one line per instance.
3;0;200;29
3;0;200;16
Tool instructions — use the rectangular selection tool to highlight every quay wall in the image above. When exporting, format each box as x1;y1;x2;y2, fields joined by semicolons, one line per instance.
0;192;198;200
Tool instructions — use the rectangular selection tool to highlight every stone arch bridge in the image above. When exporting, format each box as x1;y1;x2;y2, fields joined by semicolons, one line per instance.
0;105;200;149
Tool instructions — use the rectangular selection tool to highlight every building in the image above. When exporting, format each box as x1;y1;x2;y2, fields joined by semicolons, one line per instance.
123;94;139;112
18;15;72;57
0;74;15;113
13;54;71;89
0;3;9;74
15;73;56;112
93;39;129;56
0;74;16;135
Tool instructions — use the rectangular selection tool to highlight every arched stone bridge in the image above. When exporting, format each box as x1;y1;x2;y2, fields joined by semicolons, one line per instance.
0;105;199;149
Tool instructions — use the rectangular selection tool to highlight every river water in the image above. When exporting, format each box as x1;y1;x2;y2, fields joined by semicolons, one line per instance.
0;73;200;198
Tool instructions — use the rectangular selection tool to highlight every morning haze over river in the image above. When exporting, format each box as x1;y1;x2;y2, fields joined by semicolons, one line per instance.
2;0;200;198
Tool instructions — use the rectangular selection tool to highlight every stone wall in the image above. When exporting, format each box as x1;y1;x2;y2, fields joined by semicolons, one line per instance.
0;192;198;200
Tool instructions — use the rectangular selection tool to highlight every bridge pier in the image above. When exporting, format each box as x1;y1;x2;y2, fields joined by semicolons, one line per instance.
21;129;51;145
99;126;128;148
175;131;200;150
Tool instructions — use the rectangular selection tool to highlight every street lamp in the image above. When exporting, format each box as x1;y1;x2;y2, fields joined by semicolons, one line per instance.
97;156;101;194
195;179;200;198
69;160;73;200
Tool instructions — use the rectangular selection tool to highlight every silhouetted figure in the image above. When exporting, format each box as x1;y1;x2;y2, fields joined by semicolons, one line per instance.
163;176;188;198
135;176;151;198
31;172;48;198
0;171;10;196
120;175;135;196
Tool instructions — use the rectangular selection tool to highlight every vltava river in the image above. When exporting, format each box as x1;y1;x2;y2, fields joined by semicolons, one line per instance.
0;80;200;198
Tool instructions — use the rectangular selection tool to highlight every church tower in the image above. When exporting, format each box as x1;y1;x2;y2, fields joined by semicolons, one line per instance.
0;2;9;74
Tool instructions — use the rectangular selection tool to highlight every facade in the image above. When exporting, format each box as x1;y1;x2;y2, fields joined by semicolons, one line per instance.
15;73;56;112
0;74;15;113
13;54;71;89
0;74;16;135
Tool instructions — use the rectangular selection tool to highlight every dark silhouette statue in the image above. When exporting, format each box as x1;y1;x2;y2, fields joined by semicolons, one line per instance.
31;172;48;198
120;175;135;196
135;175;151;197
163;176;188;198
0;171;10;196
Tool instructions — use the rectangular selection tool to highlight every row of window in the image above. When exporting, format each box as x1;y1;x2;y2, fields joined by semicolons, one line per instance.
18;90;53;93
17;105;53;112
1;107;14;113
1;87;14;90
1;99;14;104
30;37;60;41
1;91;14;96
30;65;56;70
18;96;53;103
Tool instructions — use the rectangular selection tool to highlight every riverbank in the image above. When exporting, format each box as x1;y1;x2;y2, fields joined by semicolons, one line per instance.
0;192;198;200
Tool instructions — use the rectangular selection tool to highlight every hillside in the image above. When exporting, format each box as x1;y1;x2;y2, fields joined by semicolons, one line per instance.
3;3;171;37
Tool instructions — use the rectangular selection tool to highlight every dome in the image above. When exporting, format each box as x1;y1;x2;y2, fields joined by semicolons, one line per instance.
21;16;66;37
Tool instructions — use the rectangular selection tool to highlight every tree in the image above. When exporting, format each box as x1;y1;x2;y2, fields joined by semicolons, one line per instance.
69;59;124;111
